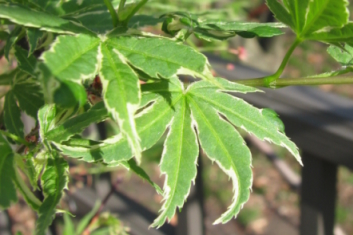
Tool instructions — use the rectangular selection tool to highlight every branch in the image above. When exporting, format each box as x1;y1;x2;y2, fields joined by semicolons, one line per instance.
236;76;353;88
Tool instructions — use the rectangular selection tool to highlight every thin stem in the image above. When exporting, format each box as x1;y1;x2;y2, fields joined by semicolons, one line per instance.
125;0;149;23
236;76;353;88
104;0;119;27
0;130;30;146
117;0;126;19
263;38;302;86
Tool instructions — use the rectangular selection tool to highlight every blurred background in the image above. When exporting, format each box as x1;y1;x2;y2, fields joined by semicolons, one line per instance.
1;0;353;235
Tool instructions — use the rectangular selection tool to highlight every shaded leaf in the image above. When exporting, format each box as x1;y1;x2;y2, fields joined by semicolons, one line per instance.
0;68;18;85
26;28;44;56
13;79;44;118
14;46;37;76
4;90;24;138
4;25;22;60
36;152;69;235
0;135;17;209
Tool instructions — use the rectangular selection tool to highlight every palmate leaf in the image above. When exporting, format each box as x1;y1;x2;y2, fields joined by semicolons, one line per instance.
58;77;301;226
41;33;216;162
266;0;349;40
0;134;17;209
36;151;69;235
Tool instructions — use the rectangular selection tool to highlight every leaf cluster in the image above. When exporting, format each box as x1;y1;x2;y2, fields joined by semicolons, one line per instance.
1;0;351;234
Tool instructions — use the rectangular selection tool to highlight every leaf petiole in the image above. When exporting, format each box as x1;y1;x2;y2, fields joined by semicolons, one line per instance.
263;38;302;86
104;0;119;27
124;0;149;24
0;130;30;146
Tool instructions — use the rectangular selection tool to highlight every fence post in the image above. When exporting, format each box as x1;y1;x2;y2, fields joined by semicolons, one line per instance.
300;153;338;235
176;153;205;235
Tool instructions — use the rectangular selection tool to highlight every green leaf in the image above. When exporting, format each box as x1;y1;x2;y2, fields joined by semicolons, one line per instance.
100;40;142;163
128;15;164;28
0;3;94;35
266;0;294;29
327;43;353;66
46;102;109;143
72;11;115;34
42;34;100;82
14;46;37;76
106;37;216;84
306;22;353;44
4;90;24;138
187;81;302;165
266;0;349;38
188;96;252;224
121;159;163;195
40;34;100;107
0;68;18;85
36;152;69;235
13;79;44;118
13;155;42;210
38;104;57;140
26;28;44;56
151;95;199;227
57;78;180;164
4;25;22;60
0;135;17;209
